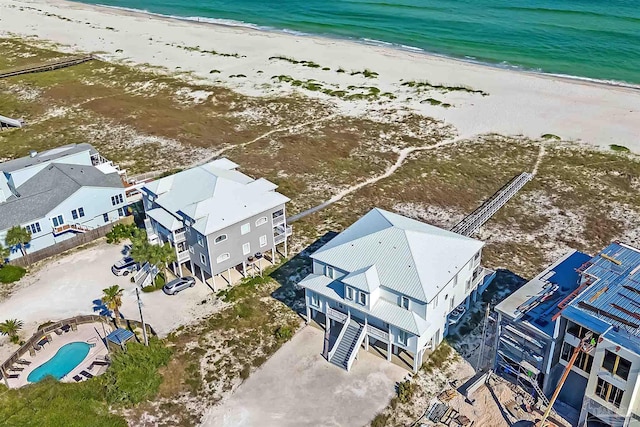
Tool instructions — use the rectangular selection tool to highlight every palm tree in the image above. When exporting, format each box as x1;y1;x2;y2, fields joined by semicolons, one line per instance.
5;226;32;257
131;238;176;281
0;242;9;266
102;285;124;320
0;319;23;343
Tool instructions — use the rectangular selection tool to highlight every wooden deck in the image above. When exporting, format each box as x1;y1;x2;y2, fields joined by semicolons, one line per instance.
0;55;94;79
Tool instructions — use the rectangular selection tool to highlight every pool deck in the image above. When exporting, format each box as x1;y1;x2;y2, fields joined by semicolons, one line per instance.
4;322;112;388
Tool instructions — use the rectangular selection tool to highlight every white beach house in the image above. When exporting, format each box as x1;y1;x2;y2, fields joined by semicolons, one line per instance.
300;208;492;372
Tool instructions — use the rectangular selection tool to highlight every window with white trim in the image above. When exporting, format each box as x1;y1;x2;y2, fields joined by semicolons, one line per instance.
217;253;230;263
325;265;335;279
103;213;109;223
111;194;124;206
401;296;410;310
200;253;207;265
256;217;268;227
398;330;408;346
197;234;205;247
51;215;64;227
359;292;367;305
25;222;41;234
259;235;267;247
71;207;85;220
241;223;250;235
311;292;320;307
214;234;227;244
346;286;354;300
242;242;251;255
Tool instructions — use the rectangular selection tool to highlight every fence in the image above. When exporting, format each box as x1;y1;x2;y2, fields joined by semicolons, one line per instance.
9;216;134;267
0;314;156;382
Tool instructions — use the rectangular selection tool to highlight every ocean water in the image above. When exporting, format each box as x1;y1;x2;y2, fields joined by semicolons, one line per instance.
80;0;640;84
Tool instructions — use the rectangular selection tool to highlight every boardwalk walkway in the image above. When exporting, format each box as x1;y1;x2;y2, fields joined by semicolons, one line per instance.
0;55;94;79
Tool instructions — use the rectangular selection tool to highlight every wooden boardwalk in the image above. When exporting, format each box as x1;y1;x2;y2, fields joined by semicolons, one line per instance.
0;55;94;79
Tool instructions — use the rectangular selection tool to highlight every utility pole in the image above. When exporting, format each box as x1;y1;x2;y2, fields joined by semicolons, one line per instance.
135;287;148;346
476;303;491;372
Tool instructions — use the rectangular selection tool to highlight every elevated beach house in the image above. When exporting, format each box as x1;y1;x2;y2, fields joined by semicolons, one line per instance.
140;158;291;289
300;208;493;372
0;144;127;260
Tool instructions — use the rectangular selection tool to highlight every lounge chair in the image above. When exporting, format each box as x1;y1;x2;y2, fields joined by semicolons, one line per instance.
61;325;70;333
10;366;24;372
8;374;19;379
73;375;83;382
17;359;31;365
80;370;93;379
33;345;42;351
54;329;63;335
93;360;110;366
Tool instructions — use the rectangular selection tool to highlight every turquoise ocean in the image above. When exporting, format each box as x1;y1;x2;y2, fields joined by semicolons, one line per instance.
79;0;640;85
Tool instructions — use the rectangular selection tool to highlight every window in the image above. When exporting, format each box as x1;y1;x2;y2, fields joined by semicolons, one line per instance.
465;279;471;291
346;286;354;300
401;296;410;310
602;350;631;381
241;223;250;235
256;217;268;227
25;222;41;234
243;242;251;255
72;207;86;220
72;209;78;220
200;253;207;265
561;342;593;372
214;234;227;244
117;207;126;217
111;194;124;206
398;330;408;346
259;235;267;247
197;234;205;247
595;378;624;408
453;274;458;287
325;265;335;279
217;253;230;263
103;213;109;223
359;292;367;305
311;292;320;307
51;215;64;227
566;321;599;341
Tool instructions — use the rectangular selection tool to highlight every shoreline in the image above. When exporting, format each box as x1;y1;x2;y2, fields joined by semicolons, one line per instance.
94;2;640;92
1;0;639;152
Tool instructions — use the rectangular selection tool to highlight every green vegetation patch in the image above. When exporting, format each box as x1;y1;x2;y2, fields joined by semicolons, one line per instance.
268;56;322;69
401;80;488;96
610;144;630;152
0;265;26;283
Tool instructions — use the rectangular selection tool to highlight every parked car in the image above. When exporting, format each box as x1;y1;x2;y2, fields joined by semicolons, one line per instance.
111;257;139;276
163;276;196;295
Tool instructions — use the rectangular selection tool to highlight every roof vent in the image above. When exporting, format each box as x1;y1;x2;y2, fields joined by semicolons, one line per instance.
29;150;38;158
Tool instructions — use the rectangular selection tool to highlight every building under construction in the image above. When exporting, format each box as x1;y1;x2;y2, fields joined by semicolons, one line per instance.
494;242;640;427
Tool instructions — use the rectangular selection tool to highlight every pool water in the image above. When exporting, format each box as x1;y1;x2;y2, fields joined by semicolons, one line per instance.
27;342;91;383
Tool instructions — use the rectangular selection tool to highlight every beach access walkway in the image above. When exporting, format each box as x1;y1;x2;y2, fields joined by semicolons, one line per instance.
0;55;93;79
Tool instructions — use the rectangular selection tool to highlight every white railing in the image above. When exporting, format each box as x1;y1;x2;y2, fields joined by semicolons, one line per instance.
173;231;186;243
327;306;348;323
346;325;367;371
133;262;159;288
328;311;351;362
272;214;285;225
177;250;190;262
366;324;389;341
274;225;292;244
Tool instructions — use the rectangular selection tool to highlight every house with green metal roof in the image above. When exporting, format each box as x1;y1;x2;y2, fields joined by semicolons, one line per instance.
0;144;128;260
300;208;493;373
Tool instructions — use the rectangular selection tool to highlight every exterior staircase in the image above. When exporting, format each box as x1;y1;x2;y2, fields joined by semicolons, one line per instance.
329;319;364;370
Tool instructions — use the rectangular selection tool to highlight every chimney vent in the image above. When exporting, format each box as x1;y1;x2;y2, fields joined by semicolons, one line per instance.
29;150;38;158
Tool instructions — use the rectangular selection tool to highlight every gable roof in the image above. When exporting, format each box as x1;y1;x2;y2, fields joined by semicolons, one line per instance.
342;265;381;292
0;162;123;230
142;158;290;235
312;208;484;302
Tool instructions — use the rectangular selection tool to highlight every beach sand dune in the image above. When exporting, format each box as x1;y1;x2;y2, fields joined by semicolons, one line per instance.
0;0;639;152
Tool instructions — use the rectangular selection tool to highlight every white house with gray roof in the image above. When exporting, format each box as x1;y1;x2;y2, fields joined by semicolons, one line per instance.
0;144;128;260
300;208;493;372
140;158;291;288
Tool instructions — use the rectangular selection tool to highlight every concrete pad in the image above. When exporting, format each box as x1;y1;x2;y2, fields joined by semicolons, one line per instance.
0;242;222;362
201;326;407;427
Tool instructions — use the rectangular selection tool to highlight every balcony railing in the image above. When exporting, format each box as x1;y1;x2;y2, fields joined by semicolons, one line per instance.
177;250;190;262
272;213;285;225
366;324;389;342
327;306;348;323
53;223;91;235
173;231;186;243
274;225;292;244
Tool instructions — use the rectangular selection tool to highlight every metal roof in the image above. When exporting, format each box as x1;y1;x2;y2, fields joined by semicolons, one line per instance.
312;208;484;302
565;242;640;338
106;328;135;345
0;163;123;230
341;265;380;292
142;158;289;235
146;208;182;232
300;273;429;334
0;143;97;173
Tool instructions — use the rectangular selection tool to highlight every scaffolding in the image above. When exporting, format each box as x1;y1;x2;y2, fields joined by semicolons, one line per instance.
450;172;533;236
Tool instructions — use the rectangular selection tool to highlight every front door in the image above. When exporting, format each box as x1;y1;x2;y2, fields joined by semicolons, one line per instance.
51;215;64;227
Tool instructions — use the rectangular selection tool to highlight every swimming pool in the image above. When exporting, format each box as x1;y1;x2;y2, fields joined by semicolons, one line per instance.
27;342;91;383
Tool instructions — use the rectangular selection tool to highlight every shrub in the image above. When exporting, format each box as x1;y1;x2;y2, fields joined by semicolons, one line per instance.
209;69;220;74
322;67;330;71
153;273;165;289
397;380;415;403
336;67;346;73
371;412;389;427
274;325;293;341
240;365;251;380
101;338;172;405
541;133;561;140
0;265;26;283
610;144;630;152
141;285;156;293
106;223;141;244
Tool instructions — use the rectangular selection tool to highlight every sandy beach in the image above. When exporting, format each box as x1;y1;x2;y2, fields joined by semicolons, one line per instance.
0;0;639;152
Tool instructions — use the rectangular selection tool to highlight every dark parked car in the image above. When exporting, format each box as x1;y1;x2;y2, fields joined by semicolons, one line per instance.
111;257;139;276
163;276;196;295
